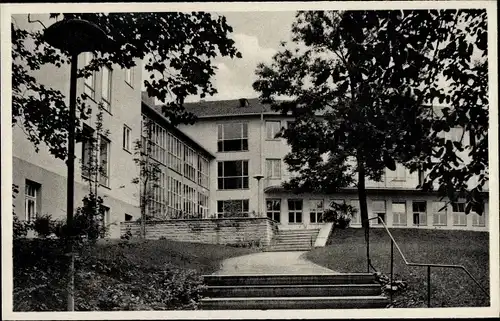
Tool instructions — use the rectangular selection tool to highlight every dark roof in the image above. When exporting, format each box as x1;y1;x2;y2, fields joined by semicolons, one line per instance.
182;98;279;118
141;98;215;159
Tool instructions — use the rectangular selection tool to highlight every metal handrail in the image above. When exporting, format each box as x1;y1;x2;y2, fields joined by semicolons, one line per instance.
364;217;489;307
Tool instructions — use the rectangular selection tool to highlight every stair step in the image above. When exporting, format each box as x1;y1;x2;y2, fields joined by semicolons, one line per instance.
204;284;382;297
203;273;378;286
200;295;390;309
265;248;313;252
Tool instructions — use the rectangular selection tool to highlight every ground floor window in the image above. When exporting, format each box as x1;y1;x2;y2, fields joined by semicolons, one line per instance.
266;199;281;222
412;201;427;226
288;199;303;223
371;200;386;225
25;180;40;222
198;193;209;218
472;210;486;227
99;206;110;238
309;199;324;223
432;201;447;226
392;201;407;226
217;199;249;218
452;202;467;226
350;199;361;225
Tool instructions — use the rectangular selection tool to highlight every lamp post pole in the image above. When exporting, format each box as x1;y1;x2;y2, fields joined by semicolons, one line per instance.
66;53;78;311
43;18;115;311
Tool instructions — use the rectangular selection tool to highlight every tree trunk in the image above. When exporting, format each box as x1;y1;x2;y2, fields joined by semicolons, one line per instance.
356;156;371;272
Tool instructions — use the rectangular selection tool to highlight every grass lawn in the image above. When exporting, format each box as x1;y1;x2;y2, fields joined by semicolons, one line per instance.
94;238;258;275
306;228;490;308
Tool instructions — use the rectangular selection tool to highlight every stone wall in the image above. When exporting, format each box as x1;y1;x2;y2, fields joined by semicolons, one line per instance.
120;218;278;246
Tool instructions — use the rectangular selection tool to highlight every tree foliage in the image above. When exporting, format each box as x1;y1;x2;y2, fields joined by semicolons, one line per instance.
253;10;488;228
12;12;241;160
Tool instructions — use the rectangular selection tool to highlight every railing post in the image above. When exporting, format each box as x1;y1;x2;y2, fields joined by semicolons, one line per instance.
427;265;431;308
366;226;370;273
390;239;394;303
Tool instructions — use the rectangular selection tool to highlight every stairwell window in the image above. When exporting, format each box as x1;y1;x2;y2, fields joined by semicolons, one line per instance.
266;121;281;140
25;180;40;222
101;66;112;112
432;201;447;226
125;68;133;87
288;199;303;224
392;201;407;226
217;160;249;190
266;159;281;179
84;53;96;100
452;202;467;226
412;201;427;226
217;123;248;152
266;199;281;222
372;200;386;225
122;125;131;152
197;156;209;188
309;200;324;224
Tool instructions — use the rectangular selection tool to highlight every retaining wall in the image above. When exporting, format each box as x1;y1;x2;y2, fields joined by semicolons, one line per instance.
120;218;278;246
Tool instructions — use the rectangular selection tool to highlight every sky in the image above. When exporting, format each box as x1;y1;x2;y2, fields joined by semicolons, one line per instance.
142;11;298;103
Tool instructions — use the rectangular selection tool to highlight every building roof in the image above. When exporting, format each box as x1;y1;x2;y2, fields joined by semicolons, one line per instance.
182;98;279;118
141;97;215;159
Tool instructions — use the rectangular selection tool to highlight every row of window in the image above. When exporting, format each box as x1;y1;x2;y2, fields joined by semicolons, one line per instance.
264;199;486;227
215;159;282;190
216;121;292;153
83;53;135;112
161;176;209;219
142;115;210;188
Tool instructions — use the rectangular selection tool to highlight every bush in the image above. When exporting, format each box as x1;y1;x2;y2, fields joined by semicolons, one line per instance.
13;215;32;239
323;201;355;229
33;215;56;238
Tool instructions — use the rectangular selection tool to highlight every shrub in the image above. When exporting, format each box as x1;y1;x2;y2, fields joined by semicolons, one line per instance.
33;215;56;238
13;215;32;239
323;201;355;229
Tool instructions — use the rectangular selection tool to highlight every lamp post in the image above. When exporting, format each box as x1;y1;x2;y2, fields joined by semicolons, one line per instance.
43;18;115;311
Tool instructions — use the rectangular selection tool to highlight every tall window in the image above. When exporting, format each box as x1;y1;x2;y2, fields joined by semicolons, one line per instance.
266;159;281;179
288;199;303;224
198;192;209;218
167;133;183;173
149;169;166;218
412;201;427;226
266;199;281;222
372;200;386;225
81;125;95;179
350;200;361;225
122;125;131;152
309;200;324;224
197;156;209;188
183;147;196;182
432;201;447;226
101;66;112;111
98;205;110;238
452;202;467;226
167;177;182;218
25;180;40;222
217;200;249;218
99;136;110;187
266;121;281;140
217;123;248;152
183;185;197;218
84;53;95;99
217;160;249;190
392;201;407;226
125;68;133;86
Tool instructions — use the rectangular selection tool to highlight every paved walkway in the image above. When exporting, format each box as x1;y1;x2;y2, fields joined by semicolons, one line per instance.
213;251;337;275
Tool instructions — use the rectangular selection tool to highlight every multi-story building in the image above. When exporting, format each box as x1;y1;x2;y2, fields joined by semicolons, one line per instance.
178;98;489;232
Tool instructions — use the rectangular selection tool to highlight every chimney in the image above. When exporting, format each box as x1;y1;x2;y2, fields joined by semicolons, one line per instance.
141;91;156;107
238;98;249;107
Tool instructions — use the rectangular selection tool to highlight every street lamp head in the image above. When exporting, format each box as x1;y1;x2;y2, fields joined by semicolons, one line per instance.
43;18;116;55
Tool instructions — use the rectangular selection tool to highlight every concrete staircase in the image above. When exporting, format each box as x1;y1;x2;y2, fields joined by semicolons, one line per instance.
200;273;389;309
265;228;320;252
